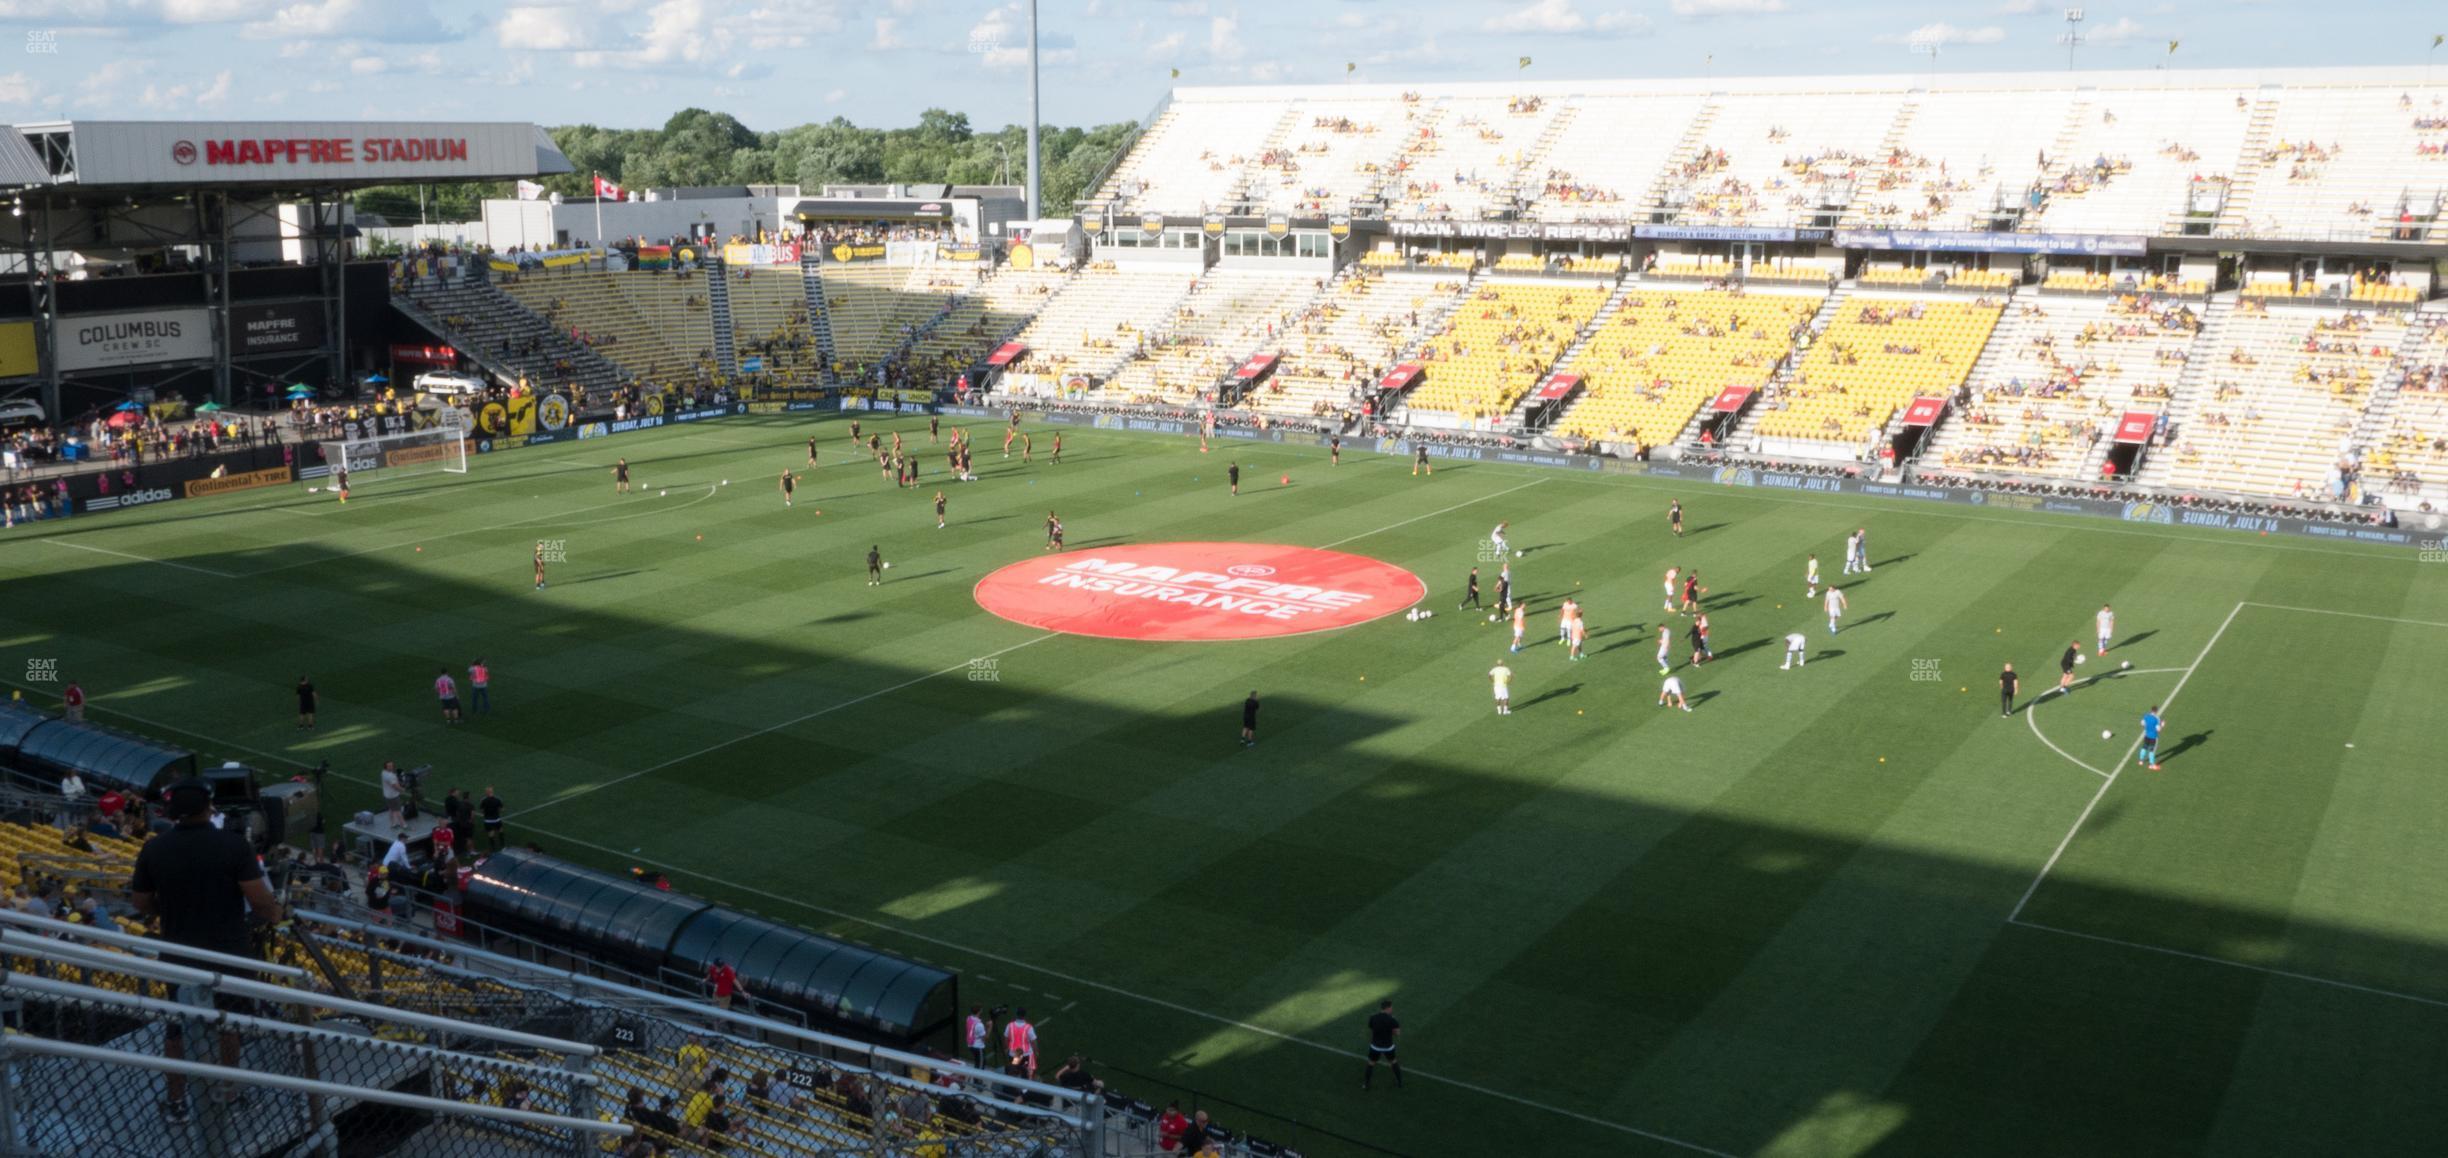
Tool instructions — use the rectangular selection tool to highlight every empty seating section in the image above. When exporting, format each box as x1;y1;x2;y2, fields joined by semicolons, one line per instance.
1247;96;1410;215
401;279;623;394
818;265;953;367
903;267;1065;370
1529;95;1711;222
1259;271;1463;418
1851;90;2075;230
1100;96;1286;214
1385;96;1564;220
1410;280;1605;421
2153;303;2406;498
1930;294;2203;479
1005;268;1199;386
1107;270;1320;403
1760;294;2003;444
2370;317;2448;500
1555;287;1821;446
1669;91;1907;227
726;271;815;381
2233;87;2448;241
2029;88;2256;234
500;271;716;382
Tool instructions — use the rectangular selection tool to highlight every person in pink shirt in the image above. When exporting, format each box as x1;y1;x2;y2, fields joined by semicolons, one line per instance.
434;668;461;724
467;659;491;714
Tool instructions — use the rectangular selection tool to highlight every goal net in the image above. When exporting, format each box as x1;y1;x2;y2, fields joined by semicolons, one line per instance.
309;417;470;488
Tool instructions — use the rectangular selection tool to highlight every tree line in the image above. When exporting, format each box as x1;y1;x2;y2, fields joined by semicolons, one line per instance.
356;107;1136;231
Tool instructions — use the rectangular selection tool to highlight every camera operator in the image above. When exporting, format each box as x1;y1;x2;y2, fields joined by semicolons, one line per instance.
128;778;286;1124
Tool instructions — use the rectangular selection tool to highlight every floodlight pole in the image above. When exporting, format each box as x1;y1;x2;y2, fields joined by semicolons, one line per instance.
1027;0;1042;221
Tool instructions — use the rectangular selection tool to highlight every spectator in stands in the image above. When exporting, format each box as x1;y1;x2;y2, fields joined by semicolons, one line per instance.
56;771;84;831
1051;1054;1101;1095
1157;1101;1191;1151
128;778;285;1124
705;956;747;1011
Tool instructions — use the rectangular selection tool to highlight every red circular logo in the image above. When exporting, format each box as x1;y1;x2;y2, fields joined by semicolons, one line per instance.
171;140;197;165
975;542;1424;641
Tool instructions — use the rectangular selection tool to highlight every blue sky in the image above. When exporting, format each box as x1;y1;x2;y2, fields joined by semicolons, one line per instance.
0;0;2434;132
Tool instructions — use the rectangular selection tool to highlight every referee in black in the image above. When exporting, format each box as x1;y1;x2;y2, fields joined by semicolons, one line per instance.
1999;662;2019;718
130;778;287;1123
1362;999;1403;1090
1240;691;1260;748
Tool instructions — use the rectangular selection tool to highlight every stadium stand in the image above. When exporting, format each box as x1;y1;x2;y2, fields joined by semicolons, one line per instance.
1255;269;1466;419
1383;94;1568;221
1848;88;2079;231
1552;284;1824;448
500;269;719;383
2142;298;2409;499
1925;292;2204;479
817;264;967;371
1105;268;1322;404
726;267;820;383
1749;291;2006;451
1094;94;1288;216
1407;278;1607;422
1243;95;1413;216
2219;85;2448;242
1660;90;1909;227
901;266;1068;374
1526;94;1714;223
2368;310;2448;504
397;276;627;396
1001;266;1201;390
2026;86;2259;235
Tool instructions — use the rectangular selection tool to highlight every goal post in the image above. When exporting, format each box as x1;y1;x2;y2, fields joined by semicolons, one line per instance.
307;417;471;488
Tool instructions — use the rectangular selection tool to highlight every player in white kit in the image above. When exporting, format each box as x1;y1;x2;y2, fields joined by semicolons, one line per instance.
1655;624;1673;674
1782;632;1809;669
1489;661;1513;715
1662;566;1680;614
1823;586;1848;635
2095;603;2115;656
1805;554;1820;599
1490;521;1512;558
1658;675;1691;711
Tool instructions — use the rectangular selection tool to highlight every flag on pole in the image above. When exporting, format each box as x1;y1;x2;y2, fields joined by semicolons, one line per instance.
1346;61;1357;74
593;174;623;200
1170;67;1180;78
2166;39;2180;55
1518;56;1532;69
515;180;545;201
2435;32;2444;48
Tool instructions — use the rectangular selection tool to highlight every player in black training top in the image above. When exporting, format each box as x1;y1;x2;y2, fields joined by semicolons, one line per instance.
1228;461;1241;496
2057;640;2081;694
1669;498;1683;537
1363;999;1403;1090
614;458;630;493
934;491;947;529
1999;662;2019;718
867;545;884;586
1459;567;1481;610
849;418;862;442
807;437;819;467
1412;443;1431;477
1240;691;1260;747
1330;434;1342;465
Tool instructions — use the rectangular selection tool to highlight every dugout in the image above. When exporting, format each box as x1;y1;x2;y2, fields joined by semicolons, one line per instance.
6;715;196;796
462;848;958;1048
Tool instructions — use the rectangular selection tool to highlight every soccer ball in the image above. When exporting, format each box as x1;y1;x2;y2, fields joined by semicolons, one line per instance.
1514;550;1523;558
882;561;892;570
1417;609;1431;620
2102;730;2113;740
1488;614;1499;623
659;489;667;497
2075;653;2087;665
2120;660;2131;670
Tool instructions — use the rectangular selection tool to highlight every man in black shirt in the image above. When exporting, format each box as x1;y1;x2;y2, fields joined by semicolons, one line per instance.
480;785;505;853
1330;434;1342;466
1999;663;2019;718
1363;999;1403;1090
443;788;475;858
129;779;285;1123
867;545;885;586
1459;567;1481;610
1227;461;1240;496
2057;640;2081;694
1241;691;1260;748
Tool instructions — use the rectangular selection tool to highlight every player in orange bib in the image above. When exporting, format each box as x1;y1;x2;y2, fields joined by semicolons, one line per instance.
1509;601;1527;652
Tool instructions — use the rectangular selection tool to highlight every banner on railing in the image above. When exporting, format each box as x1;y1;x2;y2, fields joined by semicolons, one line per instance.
722;242;802;265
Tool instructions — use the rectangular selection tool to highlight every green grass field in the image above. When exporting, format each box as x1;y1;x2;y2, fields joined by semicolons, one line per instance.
5;412;2447;1157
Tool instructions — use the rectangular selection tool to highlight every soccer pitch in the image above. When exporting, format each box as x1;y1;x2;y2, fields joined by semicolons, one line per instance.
5;412;2446;1157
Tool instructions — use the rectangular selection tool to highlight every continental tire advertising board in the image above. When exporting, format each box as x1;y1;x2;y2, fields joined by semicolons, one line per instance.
230;303;325;356
58;308;213;371
184;465;294;499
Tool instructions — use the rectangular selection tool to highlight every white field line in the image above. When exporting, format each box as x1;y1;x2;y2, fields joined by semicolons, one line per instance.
2240;602;2448;630
2006;601;2244;923
1319;478;1546;549
508;633;1058;821
243;482;719;577
2007;917;2448;1012
42;538;239;578
2024;666;2189;780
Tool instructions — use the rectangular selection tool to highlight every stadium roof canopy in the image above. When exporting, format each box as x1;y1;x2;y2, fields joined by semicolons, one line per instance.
6;120;572;197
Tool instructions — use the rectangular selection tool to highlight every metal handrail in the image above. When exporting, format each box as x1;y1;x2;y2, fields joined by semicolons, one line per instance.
0;1033;633;1138
0;971;600;1088
0;909;308;979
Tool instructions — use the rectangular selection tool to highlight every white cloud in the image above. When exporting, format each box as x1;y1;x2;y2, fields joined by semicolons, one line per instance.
1878;21;2006;47
1168;0;1205;14
1669;0;1787;16
497;5;593;51
1996;0;2040;12
348;55;386;74
1485;0;1650;36
823;87;846;103
1149;30;1184;54
870;15;903;48
2092;15;2143;43
157;0;254;23
0;72;39;105
1208;13;1243;60
138;67;231;109
569;0;742;71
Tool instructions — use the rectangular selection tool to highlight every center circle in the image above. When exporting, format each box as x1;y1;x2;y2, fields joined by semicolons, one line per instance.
974;542;1425;641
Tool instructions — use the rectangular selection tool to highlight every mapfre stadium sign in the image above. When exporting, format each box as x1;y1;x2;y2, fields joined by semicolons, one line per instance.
63;121;554;185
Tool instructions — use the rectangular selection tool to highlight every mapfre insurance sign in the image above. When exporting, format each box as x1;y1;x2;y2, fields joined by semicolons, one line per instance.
67;121;552;185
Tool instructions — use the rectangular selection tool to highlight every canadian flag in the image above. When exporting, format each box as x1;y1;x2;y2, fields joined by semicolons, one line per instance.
515;179;545;200
592;174;622;200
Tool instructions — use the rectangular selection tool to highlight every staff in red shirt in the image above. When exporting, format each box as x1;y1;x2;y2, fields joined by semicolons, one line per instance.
705;958;746;1011
61;681;85;722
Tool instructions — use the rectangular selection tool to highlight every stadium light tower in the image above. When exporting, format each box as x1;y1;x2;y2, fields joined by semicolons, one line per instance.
1026;0;1041;221
2060;8;2086;71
